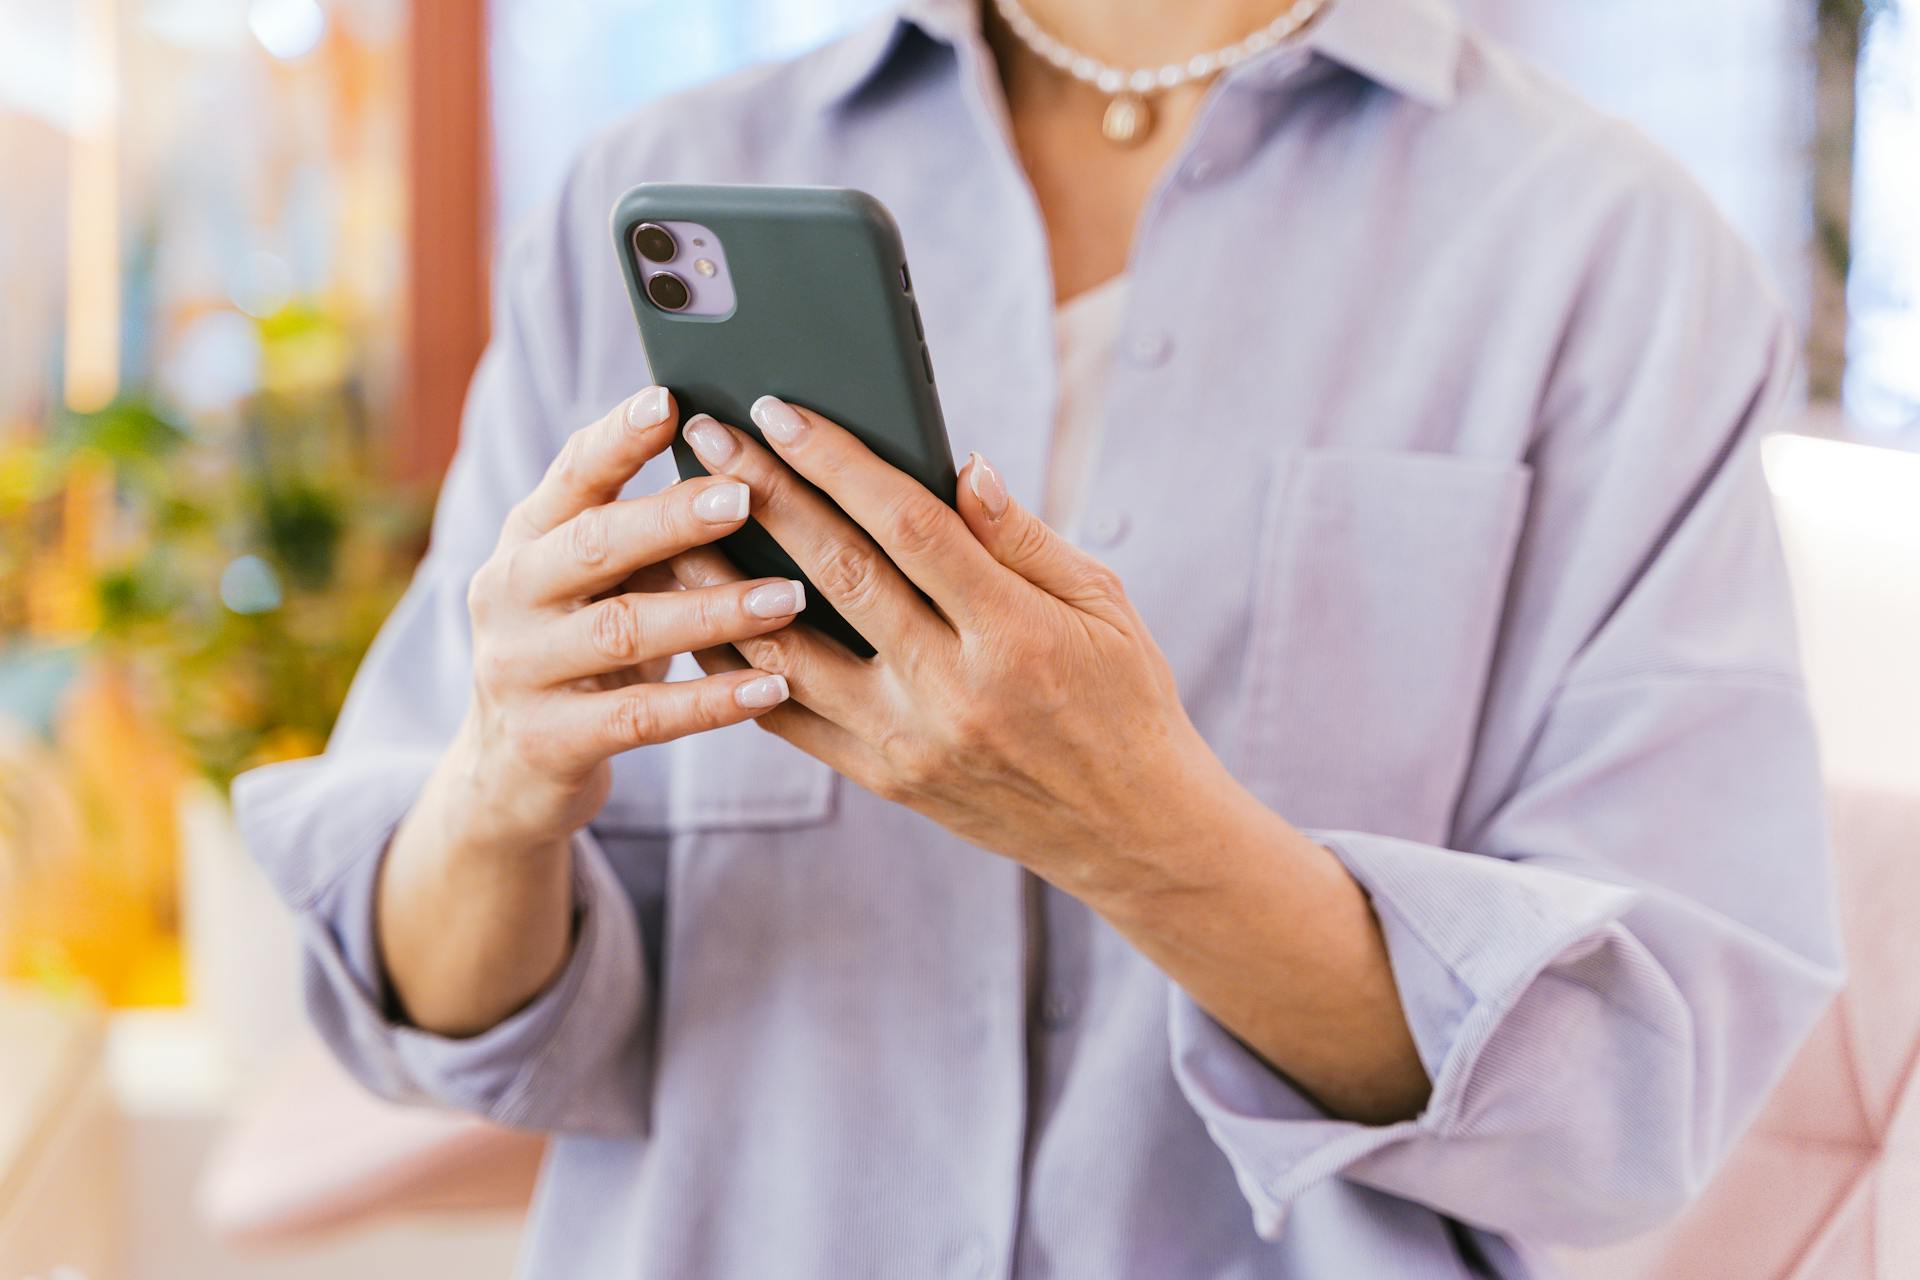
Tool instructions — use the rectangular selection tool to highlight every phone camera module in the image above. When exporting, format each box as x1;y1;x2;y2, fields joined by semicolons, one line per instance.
645;271;692;312
634;222;678;263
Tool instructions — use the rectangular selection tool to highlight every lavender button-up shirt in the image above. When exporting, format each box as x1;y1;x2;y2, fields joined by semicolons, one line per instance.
234;0;1844;1274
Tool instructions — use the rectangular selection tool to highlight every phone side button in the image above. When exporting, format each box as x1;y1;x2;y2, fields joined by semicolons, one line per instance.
921;345;935;383
910;301;924;339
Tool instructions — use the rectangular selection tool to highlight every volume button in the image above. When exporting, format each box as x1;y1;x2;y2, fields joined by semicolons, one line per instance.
921;345;935;382
910;301;923;339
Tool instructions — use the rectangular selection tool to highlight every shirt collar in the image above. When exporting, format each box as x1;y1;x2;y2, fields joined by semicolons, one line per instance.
813;0;1462;111
1293;0;1461;107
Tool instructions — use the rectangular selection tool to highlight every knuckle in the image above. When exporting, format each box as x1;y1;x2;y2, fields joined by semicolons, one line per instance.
945;707;997;753
472;639;514;694
737;631;797;679
1030;668;1071;714
607;692;662;746
589;596;644;664
689;586;734;640
877;727;937;790
566;508;610;567
1007;515;1054;565
813;541;884;613
883;492;949;559
549;430;591;493
751;464;799;517
465;562;498;620
1079;562;1124;600
495;545;535;602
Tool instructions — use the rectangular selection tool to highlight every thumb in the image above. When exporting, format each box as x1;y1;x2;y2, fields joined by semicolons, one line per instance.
957;451;1116;609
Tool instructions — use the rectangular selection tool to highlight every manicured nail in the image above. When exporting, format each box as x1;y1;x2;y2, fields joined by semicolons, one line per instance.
735;673;789;709
744;579;805;619
692;481;749;523
626;386;669;431
968;451;1009;520
750;395;808;445
683;414;737;466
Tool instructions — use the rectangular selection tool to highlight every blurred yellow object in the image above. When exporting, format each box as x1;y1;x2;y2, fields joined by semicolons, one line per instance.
0;662;188;1007
245;725;327;772
21;452;110;640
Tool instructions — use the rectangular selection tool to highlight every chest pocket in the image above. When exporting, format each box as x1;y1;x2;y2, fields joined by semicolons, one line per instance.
1238;448;1531;846
595;654;838;836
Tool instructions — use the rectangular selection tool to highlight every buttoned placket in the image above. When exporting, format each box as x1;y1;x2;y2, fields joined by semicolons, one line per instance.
890;19;1331;1278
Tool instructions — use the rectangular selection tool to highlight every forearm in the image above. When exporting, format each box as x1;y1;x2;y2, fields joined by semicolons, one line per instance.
377;721;577;1038
1078;763;1430;1127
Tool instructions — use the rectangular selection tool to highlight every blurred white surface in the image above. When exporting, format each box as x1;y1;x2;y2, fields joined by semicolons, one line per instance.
1764;427;1920;793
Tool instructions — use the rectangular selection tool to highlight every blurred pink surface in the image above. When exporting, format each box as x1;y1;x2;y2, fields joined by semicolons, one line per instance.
1613;785;1920;1279
198;1033;543;1245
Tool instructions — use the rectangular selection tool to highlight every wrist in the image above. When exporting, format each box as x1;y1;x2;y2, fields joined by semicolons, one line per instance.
1049;735;1246;909
417;716;578;870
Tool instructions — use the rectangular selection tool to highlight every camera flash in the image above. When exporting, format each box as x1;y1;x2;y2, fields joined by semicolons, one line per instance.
694;258;718;278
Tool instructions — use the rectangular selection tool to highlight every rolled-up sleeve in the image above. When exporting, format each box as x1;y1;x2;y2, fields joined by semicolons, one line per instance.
233;172;661;1136
1171;159;1844;1246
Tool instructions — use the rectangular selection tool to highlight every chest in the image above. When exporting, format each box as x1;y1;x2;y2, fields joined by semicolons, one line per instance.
593;63;1555;850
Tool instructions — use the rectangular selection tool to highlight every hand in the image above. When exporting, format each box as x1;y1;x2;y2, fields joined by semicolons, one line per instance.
670;396;1237;896
451;385;808;850
378;386;805;1036
670;398;1429;1123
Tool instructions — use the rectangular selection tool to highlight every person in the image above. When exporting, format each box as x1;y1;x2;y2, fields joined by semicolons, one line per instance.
235;0;1844;1274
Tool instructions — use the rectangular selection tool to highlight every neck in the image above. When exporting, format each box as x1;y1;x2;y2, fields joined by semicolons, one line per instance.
996;0;1296;68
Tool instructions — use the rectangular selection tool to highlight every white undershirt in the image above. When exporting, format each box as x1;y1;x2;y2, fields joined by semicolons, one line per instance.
1043;275;1132;536
1025;274;1135;1018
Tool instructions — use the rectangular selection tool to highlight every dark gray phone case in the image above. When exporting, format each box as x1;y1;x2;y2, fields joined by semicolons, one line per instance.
612;183;956;657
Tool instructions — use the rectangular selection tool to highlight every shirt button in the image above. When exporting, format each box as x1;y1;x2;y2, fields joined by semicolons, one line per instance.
1085;512;1129;548
1125;331;1172;367
1040;992;1076;1030
956;1236;991;1276
1184;153;1220;185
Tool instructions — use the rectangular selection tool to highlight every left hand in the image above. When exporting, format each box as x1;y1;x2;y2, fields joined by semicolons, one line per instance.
671;396;1239;896
675;397;1432;1125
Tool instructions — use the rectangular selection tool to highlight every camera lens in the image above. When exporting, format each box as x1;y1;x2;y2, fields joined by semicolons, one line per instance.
645;271;691;312
634;222;677;263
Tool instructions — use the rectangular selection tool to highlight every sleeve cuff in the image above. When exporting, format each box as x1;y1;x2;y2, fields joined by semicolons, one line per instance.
235;753;649;1134
1168;830;1640;1237
303;826;647;1131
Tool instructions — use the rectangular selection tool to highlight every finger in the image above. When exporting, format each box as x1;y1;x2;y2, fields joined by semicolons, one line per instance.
509;475;751;604
671;547;876;724
552;668;792;771
506;578;806;686
743;396;1004;621
957;451;1122;613
680;412;945;655
690;645;892;783
507;386;679;543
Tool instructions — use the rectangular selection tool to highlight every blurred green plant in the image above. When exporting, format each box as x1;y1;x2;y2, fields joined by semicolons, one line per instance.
0;303;429;786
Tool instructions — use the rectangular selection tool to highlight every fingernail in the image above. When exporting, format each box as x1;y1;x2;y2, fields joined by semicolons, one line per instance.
692;481;750;523
683;414;737;466
968;451;1009;520
626;386;669;431
735;673;789;709
750;395;808;445
744;578;805;619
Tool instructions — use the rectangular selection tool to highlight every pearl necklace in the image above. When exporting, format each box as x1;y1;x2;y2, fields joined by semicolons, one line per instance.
990;0;1332;146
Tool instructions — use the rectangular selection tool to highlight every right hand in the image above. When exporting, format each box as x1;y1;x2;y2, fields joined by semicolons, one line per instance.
450;384;805;849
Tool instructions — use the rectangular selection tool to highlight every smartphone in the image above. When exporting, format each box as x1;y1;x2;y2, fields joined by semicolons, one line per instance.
612;182;956;657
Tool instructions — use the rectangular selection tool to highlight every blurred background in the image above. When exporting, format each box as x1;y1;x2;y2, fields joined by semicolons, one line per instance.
0;2;1914;1277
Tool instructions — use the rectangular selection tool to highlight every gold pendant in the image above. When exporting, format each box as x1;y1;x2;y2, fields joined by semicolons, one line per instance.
1101;92;1153;147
